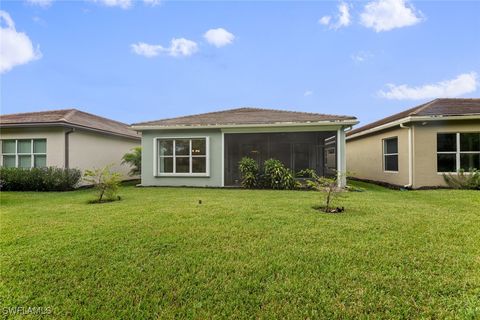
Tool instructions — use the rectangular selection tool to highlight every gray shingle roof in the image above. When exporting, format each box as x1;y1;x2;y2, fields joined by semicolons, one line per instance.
0;109;140;139
132;107;357;128
348;98;480;137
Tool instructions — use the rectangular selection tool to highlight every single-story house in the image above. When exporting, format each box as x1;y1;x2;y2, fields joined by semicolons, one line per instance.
346;98;480;188
0;109;141;179
131;107;358;188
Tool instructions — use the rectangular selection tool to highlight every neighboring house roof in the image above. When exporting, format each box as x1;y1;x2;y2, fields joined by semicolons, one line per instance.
0;109;140;139
347;98;480;138
132;107;357;129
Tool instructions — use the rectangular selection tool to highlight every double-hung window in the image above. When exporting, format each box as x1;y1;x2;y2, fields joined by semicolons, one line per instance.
383;137;398;172
156;137;209;176
437;132;480;172
1;139;47;168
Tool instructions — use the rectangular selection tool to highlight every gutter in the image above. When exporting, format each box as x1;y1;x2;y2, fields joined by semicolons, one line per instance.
64;128;75;168
347;114;480;140
131;119;359;131
0;122;141;141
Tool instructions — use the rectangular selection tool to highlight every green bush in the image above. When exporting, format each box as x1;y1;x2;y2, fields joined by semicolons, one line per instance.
443;169;480;190
0;167;82;191
238;157;259;188
263;158;296;190
296;168;318;179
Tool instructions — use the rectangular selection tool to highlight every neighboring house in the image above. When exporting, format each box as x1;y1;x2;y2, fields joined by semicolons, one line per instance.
0;109;141;179
346;98;480;189
131;107;358;188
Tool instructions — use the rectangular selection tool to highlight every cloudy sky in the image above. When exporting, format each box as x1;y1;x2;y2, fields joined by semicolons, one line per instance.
1;0;479;125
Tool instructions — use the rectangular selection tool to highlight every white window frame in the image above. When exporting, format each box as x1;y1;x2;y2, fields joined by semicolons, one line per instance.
0;139;47;168
383;136;399;173
153;136;210;177
437;132;480;173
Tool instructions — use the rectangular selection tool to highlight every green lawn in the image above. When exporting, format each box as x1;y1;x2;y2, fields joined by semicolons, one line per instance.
1;182;479;319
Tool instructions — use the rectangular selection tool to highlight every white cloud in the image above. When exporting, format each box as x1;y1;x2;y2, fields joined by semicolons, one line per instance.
143;0;161;6
168;38;198;57
319;2;351;30
94;0;132;9
131;38;198;58
26;0;53;7
379;72;478;100
131;42;163;58
337;2;351;28
204;28;235;47
0;10;41;74
351;51;373;62
93;0;161;9
304;90;313;97
360;0;423;32
318;16;331;26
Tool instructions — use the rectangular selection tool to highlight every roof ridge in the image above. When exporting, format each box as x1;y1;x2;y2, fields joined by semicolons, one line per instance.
60;109;78;121
237;106;355;119
0;108;76;118
134;106;355;125
409;99;438;116
67;109;132;127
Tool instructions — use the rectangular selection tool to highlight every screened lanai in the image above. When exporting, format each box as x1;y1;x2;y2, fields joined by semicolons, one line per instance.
224;131;337;186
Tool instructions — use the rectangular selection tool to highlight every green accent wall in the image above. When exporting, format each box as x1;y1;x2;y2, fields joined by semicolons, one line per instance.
141;129;223;187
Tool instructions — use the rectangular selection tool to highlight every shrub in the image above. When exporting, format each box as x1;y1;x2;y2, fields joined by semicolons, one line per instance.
263;158;295;190
238;157;259;188
84;165;122;203
0;167;81;191
307;174;345;213
443;169;480;190
122;146;142;176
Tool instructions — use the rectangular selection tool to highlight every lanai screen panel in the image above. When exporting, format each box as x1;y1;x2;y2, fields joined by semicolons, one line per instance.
224;131;337;186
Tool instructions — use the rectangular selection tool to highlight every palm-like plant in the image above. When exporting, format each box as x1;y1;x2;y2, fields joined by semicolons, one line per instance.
122;146;142;176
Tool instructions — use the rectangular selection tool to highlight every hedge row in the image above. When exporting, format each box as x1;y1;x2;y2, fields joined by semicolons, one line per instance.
0;167;82;191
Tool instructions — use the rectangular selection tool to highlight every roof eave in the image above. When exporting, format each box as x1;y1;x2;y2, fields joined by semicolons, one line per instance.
130;119;359;131
347;114;480;140
0;121;141;140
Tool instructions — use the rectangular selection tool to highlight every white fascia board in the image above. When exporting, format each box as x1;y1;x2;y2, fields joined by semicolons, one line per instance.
130;120;359;131
346;114;480;140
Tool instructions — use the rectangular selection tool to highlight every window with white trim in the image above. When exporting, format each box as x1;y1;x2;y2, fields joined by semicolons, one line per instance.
1;139;47;168
383;137;398;172
437;132;480;172
157;138;208;175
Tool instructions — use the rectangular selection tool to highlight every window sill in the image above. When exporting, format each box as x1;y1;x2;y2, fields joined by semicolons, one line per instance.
437;172;475;175
155;174;210;178
384;171;399;174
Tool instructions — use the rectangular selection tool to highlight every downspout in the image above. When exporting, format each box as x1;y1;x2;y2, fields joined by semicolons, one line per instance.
400;123;413;188
64;128;75;168
336;126;347;188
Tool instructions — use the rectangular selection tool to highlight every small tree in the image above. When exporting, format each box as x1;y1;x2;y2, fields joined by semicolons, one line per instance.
122;146;142;176
84;165;122;203
307;172;346;213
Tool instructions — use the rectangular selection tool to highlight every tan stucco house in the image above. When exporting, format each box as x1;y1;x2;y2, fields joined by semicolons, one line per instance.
131;107;358;188
0;109;141;179
346;98;480;189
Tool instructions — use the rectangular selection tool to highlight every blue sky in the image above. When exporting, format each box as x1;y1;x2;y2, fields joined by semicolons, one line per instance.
1;0;479;125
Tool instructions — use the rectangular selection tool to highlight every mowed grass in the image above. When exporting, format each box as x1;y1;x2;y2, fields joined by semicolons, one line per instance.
1;182;479;319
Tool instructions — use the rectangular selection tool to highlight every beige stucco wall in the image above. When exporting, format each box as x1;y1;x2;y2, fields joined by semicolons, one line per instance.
412;120;480;188
0;127;66;167
68;129;140;180
346;126;410;187
0;126;140;180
